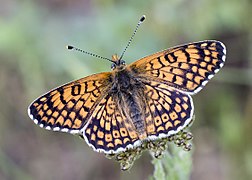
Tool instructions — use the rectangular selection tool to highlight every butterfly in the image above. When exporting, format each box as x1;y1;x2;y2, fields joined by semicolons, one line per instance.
28;16;226;155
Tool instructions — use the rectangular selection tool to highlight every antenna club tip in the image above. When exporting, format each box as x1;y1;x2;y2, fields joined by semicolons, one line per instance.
66;45;74;50
140;15;146;23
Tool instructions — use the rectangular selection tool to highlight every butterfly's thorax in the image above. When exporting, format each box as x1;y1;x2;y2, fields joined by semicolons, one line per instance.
112;68;147;140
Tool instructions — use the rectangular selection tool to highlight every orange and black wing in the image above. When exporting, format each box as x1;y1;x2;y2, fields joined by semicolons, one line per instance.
28;72;113;134
128;40;226;94
141;80;194;139
82;93;141;154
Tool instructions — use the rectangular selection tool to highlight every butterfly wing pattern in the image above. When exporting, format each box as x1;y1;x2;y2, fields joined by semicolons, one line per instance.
130;40;226;94
28;40;226;156
82;94;141;153
127;40;226;142
28;73;113;133
142;81;194;140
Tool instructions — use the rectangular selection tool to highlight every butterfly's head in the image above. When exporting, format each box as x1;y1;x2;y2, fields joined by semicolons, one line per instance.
111;54;126;70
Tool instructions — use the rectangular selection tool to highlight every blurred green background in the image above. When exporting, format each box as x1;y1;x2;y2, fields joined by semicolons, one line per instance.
0;0;252;179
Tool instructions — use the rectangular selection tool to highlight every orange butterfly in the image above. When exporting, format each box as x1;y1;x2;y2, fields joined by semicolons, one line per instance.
28;15;226;155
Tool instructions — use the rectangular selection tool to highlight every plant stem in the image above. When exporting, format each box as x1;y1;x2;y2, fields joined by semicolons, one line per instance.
150;143;193;180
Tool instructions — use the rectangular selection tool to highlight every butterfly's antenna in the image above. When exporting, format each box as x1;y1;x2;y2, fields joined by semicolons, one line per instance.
66;45;114;63
119;15;146;60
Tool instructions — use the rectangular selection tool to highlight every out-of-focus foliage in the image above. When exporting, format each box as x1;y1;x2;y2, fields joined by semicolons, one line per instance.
0;0;251;179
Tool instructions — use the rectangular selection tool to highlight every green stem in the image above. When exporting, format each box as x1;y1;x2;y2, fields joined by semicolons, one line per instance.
150;143;193;180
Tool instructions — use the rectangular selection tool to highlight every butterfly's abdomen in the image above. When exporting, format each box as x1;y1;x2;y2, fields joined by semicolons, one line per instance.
125;92;147;139
114;69;147;140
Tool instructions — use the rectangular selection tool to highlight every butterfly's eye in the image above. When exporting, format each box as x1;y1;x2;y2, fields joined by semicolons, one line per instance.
121;60;126;65
111;63;116;70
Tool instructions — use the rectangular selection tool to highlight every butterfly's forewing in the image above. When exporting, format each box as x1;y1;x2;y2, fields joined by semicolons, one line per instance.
142;80;194;139
129;40;226;94
28;72;113;133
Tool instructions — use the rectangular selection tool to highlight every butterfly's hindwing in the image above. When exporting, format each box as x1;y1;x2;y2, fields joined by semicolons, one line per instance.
142;81;194;139
82;94;140;154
